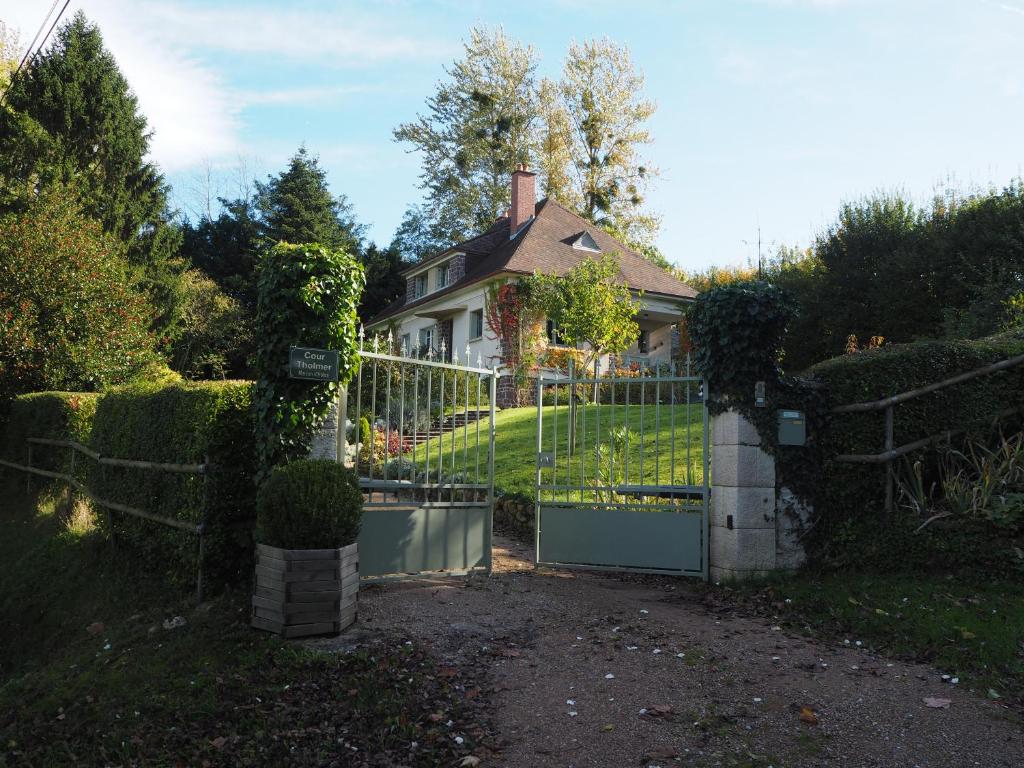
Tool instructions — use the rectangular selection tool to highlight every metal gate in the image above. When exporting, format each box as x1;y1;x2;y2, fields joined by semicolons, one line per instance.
346;333;497;580
534;359;710;579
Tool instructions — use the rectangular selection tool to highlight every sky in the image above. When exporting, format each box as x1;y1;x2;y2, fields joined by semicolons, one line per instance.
3;0;1024;271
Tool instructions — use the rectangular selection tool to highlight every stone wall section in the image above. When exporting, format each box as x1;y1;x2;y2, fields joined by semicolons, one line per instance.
309;399;339;461
709;410;777;581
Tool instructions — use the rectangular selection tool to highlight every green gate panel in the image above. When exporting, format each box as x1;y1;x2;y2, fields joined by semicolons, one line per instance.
538;506;703;575
358;506;488;578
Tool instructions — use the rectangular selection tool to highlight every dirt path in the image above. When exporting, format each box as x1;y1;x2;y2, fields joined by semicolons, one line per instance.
358;537;1022;767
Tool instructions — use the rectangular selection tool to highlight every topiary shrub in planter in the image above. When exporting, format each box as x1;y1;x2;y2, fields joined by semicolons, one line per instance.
252;459;363;638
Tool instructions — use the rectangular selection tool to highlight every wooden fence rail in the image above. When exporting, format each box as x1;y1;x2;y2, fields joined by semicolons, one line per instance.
831;354;1024;514
1;438;210;601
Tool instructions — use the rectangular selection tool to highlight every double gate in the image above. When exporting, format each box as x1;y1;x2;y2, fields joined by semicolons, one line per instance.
534;360;710;579
347;335;497;579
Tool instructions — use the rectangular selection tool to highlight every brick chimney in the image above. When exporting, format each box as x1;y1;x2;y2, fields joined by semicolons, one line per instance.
509;164;536;237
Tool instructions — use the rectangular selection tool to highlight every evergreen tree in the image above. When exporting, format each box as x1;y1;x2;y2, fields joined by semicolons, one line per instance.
255;146;364;252
0;12;176;262
359;242;409;321
390;204;441;262
0;11;183;337
181;196;261;309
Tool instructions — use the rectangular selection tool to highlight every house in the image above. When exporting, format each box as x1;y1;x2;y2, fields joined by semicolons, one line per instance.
366;166;698;401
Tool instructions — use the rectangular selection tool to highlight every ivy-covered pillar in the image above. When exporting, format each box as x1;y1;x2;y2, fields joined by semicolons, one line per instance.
710;410;777;581
686;280;811;581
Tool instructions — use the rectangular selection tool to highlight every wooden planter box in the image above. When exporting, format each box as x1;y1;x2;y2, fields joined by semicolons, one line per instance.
251;542;358;638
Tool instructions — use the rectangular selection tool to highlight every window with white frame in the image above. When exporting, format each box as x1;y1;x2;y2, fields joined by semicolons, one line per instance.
412;274;427;299
418;327;433;354
469;309;484;340
436;261;450;289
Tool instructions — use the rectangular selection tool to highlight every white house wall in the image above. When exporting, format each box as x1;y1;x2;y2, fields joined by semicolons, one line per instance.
381;286;502;367
372;285;686;372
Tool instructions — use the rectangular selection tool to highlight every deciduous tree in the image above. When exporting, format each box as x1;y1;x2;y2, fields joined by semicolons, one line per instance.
394;26;539;246
559;38;659;251
0;186;159;401
527;253;640;374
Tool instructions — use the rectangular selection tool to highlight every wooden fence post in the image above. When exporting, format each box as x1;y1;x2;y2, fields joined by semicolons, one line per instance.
884;405;894;516
101;460;117;551
66;447;76;514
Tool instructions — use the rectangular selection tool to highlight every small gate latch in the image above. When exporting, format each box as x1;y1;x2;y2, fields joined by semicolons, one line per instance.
537;452;554;468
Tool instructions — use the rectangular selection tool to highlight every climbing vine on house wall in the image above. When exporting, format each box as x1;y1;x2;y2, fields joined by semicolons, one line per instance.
484;280;544;405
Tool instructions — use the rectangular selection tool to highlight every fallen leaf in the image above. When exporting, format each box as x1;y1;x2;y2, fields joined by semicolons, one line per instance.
799;706;819;725
924;697;952;708
86;622;104;636
458;757;480;767
437;667;458;679
601;724;613;732
428;712;444;722
210;736;227;750
464;687;480;699
988;688;1002;700
645;704;674;717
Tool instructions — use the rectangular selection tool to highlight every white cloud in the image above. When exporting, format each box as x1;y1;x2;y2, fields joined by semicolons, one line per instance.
3;1;240;171
2;1;452;172
235;84;373;107
141;1;454;65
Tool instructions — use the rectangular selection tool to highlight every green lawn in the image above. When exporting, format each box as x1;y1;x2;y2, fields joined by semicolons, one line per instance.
403;403;707;498
729;572;1024;709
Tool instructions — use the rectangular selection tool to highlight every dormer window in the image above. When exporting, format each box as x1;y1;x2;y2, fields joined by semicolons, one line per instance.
436;262;450;289
413;274;427;299
571;231;601;253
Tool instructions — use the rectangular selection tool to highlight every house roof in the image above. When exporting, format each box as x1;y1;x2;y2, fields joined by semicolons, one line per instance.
369;198;697;325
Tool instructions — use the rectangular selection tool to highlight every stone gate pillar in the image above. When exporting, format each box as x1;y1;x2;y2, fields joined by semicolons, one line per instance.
710;410;777;581
309;398;339;461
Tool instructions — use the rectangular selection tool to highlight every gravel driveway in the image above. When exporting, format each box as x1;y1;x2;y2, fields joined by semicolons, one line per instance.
358;536;1022;767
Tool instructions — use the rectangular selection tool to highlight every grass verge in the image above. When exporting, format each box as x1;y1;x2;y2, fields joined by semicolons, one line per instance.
0;477;493;767
722;571;1024;709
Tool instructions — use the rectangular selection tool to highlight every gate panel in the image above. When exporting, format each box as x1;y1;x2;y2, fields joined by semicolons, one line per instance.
537;505;703;574
346;331;497;580
358;505;489;577
534;359;710;579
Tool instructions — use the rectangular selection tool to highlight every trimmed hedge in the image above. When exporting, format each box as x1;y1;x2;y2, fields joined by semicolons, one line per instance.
1;392;100;475
808;331;1024;569
89;380;256;586
814;334;1024;455
256;459;362;549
